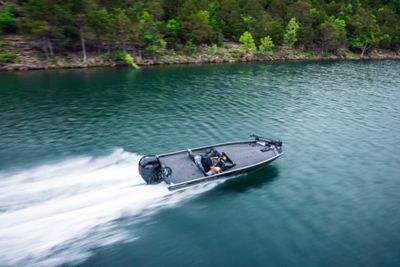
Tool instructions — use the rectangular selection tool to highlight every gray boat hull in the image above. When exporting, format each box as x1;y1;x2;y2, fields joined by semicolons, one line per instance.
146;137;283;190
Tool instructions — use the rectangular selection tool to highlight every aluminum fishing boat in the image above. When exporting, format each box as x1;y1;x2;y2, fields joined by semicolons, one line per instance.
138;135;283;190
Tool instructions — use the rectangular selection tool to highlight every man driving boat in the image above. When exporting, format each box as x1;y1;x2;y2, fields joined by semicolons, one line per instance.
202;149;222;175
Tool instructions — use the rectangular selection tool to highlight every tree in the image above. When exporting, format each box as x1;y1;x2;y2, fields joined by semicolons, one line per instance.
5;0;400;58
87;8;113;52
0;5;18;33
23;0;60;58
181;13;212;43
72;0;102;62
240;0;269;40
376;7;400;50
347;8;379;56
318;17;346;53
287;1;314;49
284;17;300;48
259;36;274;54
263;14;285;45
239;31;256;52
218;0;245;40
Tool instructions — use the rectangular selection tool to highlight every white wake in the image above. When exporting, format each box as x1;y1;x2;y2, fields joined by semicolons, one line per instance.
0;149;220;267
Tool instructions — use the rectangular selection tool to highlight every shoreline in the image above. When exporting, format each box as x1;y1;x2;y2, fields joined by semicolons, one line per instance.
1;36;400;72
2;52;400;72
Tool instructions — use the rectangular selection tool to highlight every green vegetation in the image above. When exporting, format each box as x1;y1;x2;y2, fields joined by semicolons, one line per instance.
210;43;218;55
230;48;244;58
115;51;140;69
284;18;300;49
259;36;275;55
0;38;6;50
0;5;17;33
184;40;197;55
0;52;16;63
239;31;256;52
0;0;400;59
124;53;140;70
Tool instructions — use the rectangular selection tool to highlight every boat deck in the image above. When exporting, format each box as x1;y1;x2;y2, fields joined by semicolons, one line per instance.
159;141;278;185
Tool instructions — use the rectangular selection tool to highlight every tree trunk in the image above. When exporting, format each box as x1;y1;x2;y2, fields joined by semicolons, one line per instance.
360;44;368;58
42;37;49;60
80;27;87;63
96;36;101;55
47;37;54;57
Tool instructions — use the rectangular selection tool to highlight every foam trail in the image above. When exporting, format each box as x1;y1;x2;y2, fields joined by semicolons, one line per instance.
0;149;221;267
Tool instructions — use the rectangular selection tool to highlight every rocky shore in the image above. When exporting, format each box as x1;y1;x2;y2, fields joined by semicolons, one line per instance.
1;35;400;72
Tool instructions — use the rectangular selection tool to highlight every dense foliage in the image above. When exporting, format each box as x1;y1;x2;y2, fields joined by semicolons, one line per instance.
1;0;400;57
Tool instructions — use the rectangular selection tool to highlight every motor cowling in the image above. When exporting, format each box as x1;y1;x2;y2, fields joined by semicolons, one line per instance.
138;155;163;184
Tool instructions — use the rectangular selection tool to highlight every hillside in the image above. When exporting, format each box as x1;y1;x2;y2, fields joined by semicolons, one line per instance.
1;0;400;69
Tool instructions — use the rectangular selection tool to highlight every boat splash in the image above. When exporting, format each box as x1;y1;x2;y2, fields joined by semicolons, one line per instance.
0;149;221;267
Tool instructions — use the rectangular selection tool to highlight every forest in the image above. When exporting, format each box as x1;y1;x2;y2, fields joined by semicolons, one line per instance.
1;0;400;62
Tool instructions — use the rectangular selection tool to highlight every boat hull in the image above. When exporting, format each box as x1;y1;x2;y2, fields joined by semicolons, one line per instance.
166;152;282;190
151;138;283;190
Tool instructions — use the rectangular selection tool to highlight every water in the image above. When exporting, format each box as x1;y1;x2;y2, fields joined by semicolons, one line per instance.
0;61;399;267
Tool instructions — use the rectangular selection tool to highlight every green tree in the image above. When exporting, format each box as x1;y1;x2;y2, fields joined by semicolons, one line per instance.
264;14;284;45
87;8;113;52
378;34;392;49
318;17;346;53
259;36;275;54
181;13;212;43
22;0;60;57
4;0;400;58
284;17;300;48
164;19;180;47
239;31;256;52
347;8;379;56
376;7;400;50
218;0;245;40
0;5;18;33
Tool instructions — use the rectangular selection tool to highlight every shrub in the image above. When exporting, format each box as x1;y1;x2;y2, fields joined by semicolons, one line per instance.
0;52;17;63
0;38;7;51
115;51;140;69
230;48;244;58
115;51;127;61
239;31;256;52
124;53;140;69
166;19;179;33
0;5;18;33
185;40;197;55
259;36;275;55
210;43;218;55
145;38;167;55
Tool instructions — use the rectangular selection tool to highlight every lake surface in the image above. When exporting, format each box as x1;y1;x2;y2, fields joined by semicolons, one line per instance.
0;61;399;267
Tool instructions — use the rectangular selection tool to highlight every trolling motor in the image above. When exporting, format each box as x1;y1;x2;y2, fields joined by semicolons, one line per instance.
250;134;283;152
138;155;172;184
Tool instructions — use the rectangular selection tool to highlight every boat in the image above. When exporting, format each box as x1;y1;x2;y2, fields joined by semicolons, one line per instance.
138;134;283;190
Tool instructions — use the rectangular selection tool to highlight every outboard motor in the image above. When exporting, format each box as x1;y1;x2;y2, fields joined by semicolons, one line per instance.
138;155;171;184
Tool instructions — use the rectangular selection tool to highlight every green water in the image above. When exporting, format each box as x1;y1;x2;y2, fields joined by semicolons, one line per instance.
0;61;399;267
